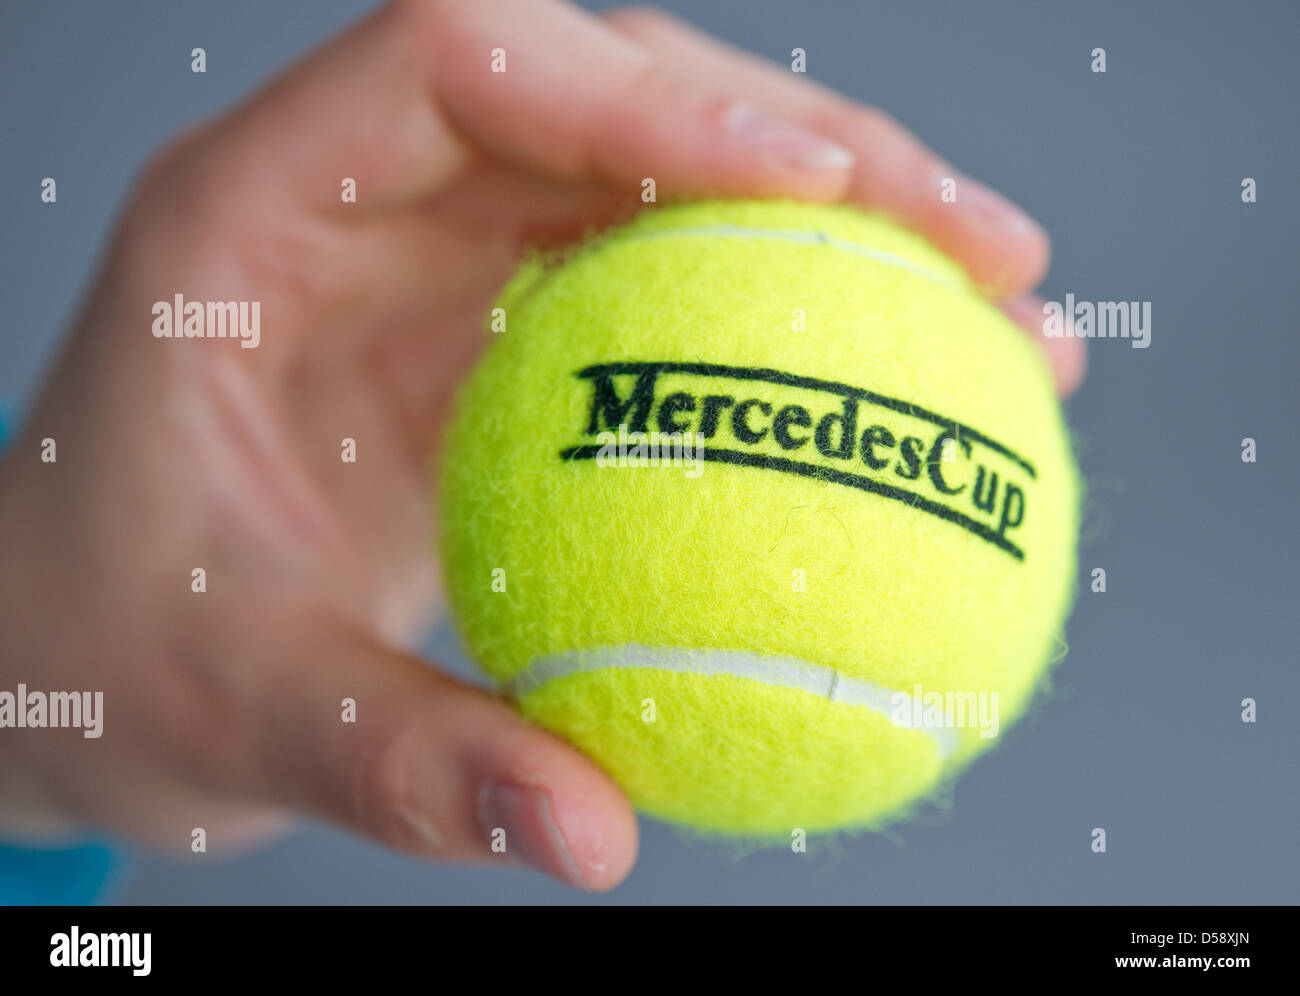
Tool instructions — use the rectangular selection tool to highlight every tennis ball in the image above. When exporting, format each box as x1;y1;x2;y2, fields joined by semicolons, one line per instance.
439;199;1079;837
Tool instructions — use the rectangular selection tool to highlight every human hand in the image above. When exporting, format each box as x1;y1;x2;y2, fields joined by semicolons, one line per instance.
0;0;1082;891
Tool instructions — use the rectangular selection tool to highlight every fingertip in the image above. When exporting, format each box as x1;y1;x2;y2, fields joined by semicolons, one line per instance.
934;189;1052;298
858;160;1047;298
470;718;640;891
548;765;641;891
1002;294;1089;398
1045;331;1088;398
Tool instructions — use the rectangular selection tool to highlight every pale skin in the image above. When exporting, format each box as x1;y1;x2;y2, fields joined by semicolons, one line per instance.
0;0;1085;890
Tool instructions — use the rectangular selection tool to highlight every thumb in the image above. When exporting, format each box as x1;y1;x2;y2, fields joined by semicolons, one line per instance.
255;621;638;891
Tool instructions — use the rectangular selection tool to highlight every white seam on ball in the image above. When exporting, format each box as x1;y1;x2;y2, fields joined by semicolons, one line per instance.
501;645;961;760
614;224;963;292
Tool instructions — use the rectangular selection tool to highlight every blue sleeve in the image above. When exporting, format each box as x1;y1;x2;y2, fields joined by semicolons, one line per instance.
0;409;127;905
0;842;122;905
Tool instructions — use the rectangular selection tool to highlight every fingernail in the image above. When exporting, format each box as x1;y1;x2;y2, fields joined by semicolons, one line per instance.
941;169;1044;236
478;784;586;888
724;101;855;171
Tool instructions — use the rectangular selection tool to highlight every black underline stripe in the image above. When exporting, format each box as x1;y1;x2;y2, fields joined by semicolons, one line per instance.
577;361;1036;479
558;444;1025;560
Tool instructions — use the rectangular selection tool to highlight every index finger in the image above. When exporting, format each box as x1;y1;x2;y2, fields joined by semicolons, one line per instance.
605;6;1051;299
192;0;861;219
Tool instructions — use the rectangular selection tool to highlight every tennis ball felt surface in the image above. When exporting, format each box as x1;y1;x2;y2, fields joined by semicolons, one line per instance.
439;199;1079;837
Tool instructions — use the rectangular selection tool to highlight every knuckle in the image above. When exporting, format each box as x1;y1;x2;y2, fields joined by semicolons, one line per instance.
147;663;259;791
603;5;678;37
132;124;223;214
135;135;191;194
836;102;895;139
119;132;205;239
621;58;691;110
353;719;432;844
392;0;474;39
117;131;236;280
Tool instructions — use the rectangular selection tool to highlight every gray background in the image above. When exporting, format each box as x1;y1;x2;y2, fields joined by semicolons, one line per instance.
2;0;1296;904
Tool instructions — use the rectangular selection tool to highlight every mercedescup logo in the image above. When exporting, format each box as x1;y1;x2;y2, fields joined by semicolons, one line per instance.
560;362;1037;560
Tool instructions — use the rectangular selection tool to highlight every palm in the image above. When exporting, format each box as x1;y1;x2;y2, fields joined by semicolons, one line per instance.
152;164;623;650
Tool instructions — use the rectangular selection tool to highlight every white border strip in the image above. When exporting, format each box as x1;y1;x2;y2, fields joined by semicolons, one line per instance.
615;224;963;292
502;645;960;759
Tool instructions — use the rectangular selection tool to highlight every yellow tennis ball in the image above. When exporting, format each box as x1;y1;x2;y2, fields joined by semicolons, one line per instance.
439;199;1079;837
